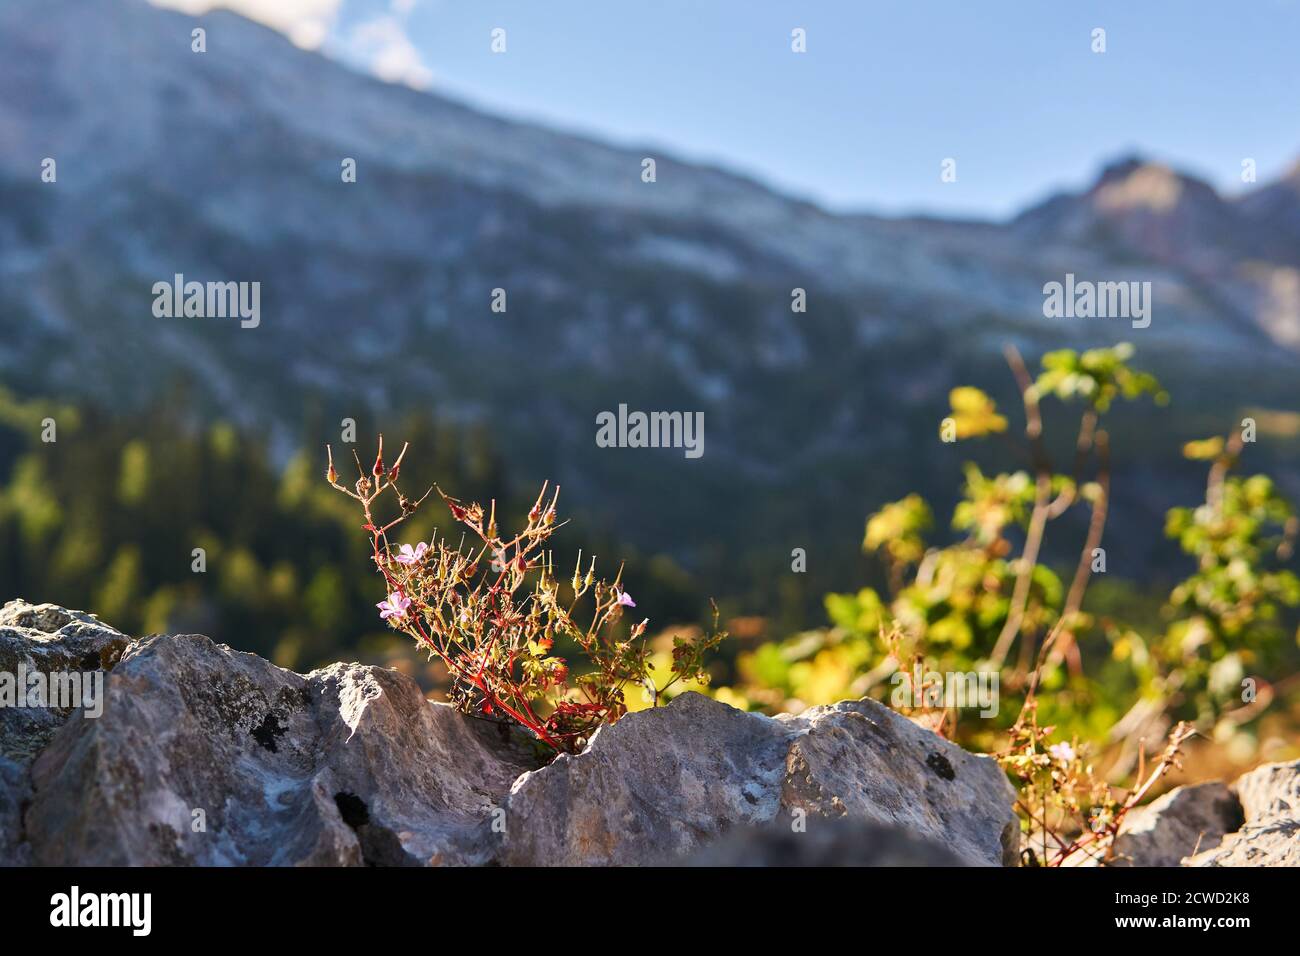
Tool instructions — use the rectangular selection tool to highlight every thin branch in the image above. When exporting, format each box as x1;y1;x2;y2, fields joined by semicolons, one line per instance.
989;344;1053;670
1050;428;1111;673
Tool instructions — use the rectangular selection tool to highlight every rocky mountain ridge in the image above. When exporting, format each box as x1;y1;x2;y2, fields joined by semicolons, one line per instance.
2;0;1298;595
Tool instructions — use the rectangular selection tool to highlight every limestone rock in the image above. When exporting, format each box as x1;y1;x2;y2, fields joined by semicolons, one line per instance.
1232;759;1300;821
681;818;970;866
1187;760;1300;867
0;756;31;866
500;693;1018;866
24;632;541;865
1106;781;1243;866
3;604;1021;867
0;600;133;865
0;600;133;762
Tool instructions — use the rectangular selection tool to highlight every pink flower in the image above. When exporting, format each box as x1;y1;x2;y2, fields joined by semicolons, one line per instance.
394;542;428;566
377;590;411;621
616;590;636;609
1048;742;1076;764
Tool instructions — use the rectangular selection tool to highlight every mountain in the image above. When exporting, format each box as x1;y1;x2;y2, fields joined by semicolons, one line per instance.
1237;162;1300;258
1014;157;1256;267
1011;156;1300;349
1;0;1298;613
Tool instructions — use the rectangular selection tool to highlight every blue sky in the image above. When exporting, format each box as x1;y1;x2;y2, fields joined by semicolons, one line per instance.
159;0;1300;218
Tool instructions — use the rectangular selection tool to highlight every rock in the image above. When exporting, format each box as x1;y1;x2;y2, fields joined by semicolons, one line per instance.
1106;782;1243;866
3;604;1021;867
0;600;133;761
0;600;134;865
25;632;542;865
1186;760;1300;867
500;693;1019;867
1207;824;1300;868
0;600;121;634
0;756;31;866
681;818;970;866
1232;759;1300;821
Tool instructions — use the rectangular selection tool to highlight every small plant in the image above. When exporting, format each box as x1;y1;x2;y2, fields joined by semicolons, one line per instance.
1000;692;1196;867
326;437;721;752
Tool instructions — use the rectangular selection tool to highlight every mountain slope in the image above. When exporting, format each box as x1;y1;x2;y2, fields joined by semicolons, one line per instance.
1;0;1297;610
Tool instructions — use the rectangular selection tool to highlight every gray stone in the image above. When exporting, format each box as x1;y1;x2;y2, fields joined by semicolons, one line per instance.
500;693;1018;867
1187;760;1300;867
3;604;1022;867
25;632;541;865
0;600;134;865
0;756;31;866
0;600;121;634
0;600;134;762
1106;781;1243;866
681;818;970;866
1233;759;1300;821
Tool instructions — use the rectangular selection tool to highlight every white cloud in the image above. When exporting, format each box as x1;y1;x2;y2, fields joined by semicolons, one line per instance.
149;0;434;90
148;0;343;50
345;15;434;90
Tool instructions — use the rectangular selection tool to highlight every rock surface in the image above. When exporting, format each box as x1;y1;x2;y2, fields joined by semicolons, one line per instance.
7;602;1299;867
0;601;132;762
1107;781;1243;866
681;819;970;866
1186;760;1300;867
500;693;1020;866
1098;760;1300;867
0;756;29;867
0;601;133;866
1;603;1022;867
24;631;541;865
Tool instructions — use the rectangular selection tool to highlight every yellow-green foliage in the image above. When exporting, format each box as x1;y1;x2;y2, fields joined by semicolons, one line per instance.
721;343;1297;770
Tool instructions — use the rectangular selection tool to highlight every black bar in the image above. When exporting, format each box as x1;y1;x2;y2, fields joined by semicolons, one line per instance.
2;865;1291;940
